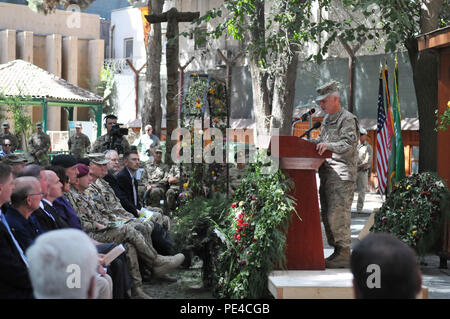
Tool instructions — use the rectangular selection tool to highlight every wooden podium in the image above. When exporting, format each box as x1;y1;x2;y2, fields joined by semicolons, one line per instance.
269;136;331;270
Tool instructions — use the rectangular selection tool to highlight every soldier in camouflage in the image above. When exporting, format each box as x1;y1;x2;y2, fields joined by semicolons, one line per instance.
91;115;130;154
0;121;19;152
140;147;169;208
68;122;91;158
89;153;170;231
356;127;373;213
66;163;184;298
28;122;51;166
310;81;359;269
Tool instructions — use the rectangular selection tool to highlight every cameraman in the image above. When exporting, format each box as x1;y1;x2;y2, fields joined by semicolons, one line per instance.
91;115;131;154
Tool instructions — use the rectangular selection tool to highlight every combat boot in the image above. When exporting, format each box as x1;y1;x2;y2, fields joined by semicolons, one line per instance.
153;253;185;277
325;247;350;268
325;246;341;262
131;286;152;299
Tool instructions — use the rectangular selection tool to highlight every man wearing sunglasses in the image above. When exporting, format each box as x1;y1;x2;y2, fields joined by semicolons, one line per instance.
0;139;13;158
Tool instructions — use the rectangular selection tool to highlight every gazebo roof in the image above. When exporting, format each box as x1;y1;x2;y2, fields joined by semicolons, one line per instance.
0;59;103;104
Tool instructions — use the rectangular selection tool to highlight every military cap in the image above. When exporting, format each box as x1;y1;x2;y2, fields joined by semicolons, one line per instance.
88;153;109;165
315;81;339;102
2;153;27;165
2;121;10;128
75;122;82;128
51;154;78;168
77;163;89;178
360;127;368;135
154;146;163;153
36;122;43;128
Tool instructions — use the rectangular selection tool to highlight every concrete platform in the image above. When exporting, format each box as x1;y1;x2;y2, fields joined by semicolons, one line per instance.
268;269;429;299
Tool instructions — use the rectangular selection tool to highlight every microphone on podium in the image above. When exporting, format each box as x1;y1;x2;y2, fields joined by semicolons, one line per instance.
299;121;321;139
292;108;316;123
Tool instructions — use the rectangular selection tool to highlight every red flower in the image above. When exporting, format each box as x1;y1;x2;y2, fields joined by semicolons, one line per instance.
232;203;237;208
240;260;246;265
252;238;257;243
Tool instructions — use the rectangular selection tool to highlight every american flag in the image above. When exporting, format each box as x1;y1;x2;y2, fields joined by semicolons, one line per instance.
376;75;392;195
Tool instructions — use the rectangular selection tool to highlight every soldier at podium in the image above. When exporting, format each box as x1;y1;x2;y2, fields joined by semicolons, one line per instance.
310;81;359;269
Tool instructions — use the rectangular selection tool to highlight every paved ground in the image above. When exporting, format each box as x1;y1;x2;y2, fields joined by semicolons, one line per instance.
142;191;450;299
340;192;450;299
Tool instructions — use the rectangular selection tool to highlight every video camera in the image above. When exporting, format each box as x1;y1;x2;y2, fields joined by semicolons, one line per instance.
105;123;128;154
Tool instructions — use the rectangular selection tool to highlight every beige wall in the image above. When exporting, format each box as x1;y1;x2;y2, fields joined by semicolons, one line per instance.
0;3;100;39
0;3;104;131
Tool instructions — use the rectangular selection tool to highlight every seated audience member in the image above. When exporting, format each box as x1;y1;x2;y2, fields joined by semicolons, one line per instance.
51;154;79;183
46;166;132;299
3;154;27;177
0;139;13;158
67;163;184;298
350;233;422;299
26;229;105;299
50;166;83;230
0;163;34;299
5;177;42;251
116;150;142;214
105;150;121;175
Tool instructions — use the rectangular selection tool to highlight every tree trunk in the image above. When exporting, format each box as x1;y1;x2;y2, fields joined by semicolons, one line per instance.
247;0;271;146
270;51;299;136
405;37;438;173
142;0;163;137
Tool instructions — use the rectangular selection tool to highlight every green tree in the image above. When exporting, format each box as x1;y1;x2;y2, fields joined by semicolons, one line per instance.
341;0;450;173
190;1;347;143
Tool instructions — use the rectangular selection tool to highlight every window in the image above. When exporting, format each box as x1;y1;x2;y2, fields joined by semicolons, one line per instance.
124;38;133;59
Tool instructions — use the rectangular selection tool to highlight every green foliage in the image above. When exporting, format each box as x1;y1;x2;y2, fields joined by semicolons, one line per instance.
212;151;296;299
372;172;450;256
96;66;116;115
170;194;230;287
0;93;32;151
435;102;450;131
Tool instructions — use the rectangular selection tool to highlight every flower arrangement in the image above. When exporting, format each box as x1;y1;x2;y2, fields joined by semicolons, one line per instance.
212;151;296;299
183;73;208;116
372;172;450;256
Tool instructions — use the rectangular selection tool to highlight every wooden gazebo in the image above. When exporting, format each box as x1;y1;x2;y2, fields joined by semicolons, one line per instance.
0;59;104;137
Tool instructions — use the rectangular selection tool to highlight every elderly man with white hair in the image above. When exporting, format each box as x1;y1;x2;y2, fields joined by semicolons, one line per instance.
26;229;106;299
132;124;160;163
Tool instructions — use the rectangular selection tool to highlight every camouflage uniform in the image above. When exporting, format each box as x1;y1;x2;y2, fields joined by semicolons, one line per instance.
311;108;359;250
91;133;130;154
0;132;19;152
28;131;51;166
93;177;170;230
66;185;158;290
68;133;91;158
356;140;373;212
140;160;169;208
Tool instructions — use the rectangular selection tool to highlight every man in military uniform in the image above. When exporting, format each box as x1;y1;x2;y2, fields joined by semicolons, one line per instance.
66;163;184;298
88;153;170;230
2;153;27;177
91;114;130;154
310;81;359;268
68;122;91;158
140;147;169;208
28;122;51;166
356;127;373;213
0;121;19;152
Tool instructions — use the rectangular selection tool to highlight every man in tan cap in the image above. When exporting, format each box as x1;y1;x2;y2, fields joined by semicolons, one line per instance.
2;154;27;177
0;121;19;152
356;127;373;213
139;146;169;208
310;80;359;268
68;122;91;159
28;122;51;166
